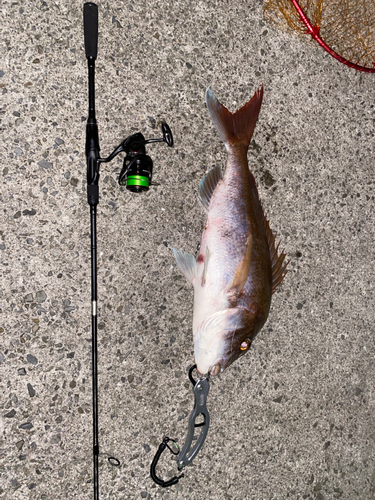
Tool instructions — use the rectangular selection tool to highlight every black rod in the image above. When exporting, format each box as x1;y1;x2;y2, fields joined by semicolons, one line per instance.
88;62;96;120
85;3;100;207
84;2;97;121
84;4;100;499
90;204;99;500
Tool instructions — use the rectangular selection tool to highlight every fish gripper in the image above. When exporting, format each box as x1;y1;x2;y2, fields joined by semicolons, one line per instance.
177;369;210;469
150;365;211;487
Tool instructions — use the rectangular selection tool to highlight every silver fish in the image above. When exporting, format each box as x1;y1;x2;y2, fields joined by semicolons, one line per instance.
174;86;288;377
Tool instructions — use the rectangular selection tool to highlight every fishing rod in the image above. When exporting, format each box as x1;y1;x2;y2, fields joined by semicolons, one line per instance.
83;3;173;498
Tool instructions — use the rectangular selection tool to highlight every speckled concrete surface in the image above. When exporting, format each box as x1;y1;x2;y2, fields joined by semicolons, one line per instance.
0;1;374;499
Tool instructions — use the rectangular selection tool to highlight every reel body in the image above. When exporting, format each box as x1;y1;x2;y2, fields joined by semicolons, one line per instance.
118;123;174;192
96;124;173;194
118;133;153;192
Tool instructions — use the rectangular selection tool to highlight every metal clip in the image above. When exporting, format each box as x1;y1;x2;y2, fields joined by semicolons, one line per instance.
177;366;210;470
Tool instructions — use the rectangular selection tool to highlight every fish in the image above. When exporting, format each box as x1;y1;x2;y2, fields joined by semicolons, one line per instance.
173;86;288;377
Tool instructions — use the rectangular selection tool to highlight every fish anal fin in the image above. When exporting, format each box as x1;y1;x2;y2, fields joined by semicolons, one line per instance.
228;233;253;298
264;217;289;294
272;267;289;294
197;166;222;211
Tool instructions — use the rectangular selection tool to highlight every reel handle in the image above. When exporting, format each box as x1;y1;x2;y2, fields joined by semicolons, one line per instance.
84;2;98;60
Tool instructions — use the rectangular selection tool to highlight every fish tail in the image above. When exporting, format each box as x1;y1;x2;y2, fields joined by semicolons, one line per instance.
206;85;263;151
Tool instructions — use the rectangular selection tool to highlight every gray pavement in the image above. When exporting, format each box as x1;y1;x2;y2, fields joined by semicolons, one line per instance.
0;1;374;499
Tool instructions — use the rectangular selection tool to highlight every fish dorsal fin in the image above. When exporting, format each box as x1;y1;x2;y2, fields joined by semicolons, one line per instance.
197;165;222;211
228;233;253;297
201;245;211;285
173;248;197;284
264;218;289;293
206;86;263;149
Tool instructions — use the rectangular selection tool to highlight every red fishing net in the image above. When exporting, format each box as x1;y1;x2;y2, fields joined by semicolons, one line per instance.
263;0;375;72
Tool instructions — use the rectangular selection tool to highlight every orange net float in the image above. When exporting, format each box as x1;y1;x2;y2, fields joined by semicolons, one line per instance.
263;0;375;73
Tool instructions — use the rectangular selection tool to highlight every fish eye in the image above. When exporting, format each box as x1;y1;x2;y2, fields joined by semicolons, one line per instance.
240;339;251;351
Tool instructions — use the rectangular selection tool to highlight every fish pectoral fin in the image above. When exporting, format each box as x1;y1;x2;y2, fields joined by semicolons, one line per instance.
173;248;197;284
196;308;242;339
228;233;253;297
197;165;223;211
201;246;211;286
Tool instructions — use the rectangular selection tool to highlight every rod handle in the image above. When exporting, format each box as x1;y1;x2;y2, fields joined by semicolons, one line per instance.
84;2;98;60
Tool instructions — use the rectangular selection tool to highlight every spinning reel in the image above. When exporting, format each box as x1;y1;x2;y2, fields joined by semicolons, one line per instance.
88;118;174;202
99;122;173;193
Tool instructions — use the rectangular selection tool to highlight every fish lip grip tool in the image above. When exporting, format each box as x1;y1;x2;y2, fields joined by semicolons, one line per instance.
177;369;210;469
150;365;211;487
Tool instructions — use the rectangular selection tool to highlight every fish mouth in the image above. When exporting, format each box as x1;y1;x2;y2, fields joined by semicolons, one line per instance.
197;359;223;378
209;363;222;377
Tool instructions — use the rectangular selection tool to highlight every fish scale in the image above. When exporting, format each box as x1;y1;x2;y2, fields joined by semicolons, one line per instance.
174;85;288;377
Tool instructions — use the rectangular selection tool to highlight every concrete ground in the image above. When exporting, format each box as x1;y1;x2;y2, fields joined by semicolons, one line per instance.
0;1;374;499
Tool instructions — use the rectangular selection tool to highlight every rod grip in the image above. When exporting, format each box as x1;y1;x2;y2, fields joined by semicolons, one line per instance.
84;2;98;60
